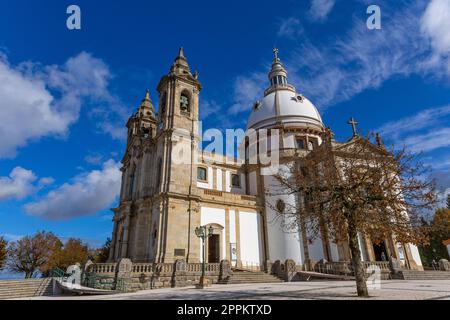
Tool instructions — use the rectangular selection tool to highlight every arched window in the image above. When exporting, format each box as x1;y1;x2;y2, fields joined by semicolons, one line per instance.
156;159;162;187
231;174;240;188
129;169;137;199
180;92;190;113
160;92;167;115
276;199;286;213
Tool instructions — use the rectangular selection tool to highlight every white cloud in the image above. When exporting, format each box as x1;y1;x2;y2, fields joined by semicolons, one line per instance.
421;0;450;73
0;167;38;201
0;57;75;158
437;187;450;209
378;105;450;140
84;154;105;165
200;100;221;120
24;160;121;220
277;17;304;38
0;233;24;242
0;52;127;158
400;128;450;153
309;0;336;22
238;0;448;111
228;72;266;116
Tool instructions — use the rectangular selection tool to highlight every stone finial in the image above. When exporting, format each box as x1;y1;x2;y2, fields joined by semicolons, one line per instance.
178;47;186;59
376;132;383;147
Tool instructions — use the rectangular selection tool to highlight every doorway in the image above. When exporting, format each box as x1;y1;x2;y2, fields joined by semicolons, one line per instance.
208;234;220;263
373;240;388;261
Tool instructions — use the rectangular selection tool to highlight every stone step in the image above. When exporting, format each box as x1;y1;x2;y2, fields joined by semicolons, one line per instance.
400;271;450;280
0;279;53;299
0;287;52;292
219;272;284;285
0;283;51;288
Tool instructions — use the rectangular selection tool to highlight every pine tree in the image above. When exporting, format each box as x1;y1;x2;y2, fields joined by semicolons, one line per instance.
0;237;7;270
447;194;450;210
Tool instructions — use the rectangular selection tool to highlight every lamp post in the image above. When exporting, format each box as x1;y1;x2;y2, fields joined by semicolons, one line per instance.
195;225;214;289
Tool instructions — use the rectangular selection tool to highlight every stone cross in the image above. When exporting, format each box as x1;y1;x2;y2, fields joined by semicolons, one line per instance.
347;117;359;137
273;48;279;61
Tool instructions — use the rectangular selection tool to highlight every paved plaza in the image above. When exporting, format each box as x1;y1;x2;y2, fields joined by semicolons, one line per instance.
17;280;450;300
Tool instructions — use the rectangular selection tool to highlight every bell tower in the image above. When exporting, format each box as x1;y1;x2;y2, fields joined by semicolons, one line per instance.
152;48;203;263
154;48;202;194
157;48;201;134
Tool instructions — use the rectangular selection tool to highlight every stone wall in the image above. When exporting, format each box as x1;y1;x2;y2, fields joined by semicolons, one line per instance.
85;259;228;292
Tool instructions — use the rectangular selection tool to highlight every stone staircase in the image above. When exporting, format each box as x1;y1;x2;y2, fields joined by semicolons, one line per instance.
218;270;284;285
399;270;450;280
0;278;53;300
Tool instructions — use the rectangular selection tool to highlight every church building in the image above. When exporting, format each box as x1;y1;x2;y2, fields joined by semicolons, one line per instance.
107;48;423;272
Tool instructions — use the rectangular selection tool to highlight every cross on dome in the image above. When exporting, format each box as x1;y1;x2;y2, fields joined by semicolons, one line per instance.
273;48;280;61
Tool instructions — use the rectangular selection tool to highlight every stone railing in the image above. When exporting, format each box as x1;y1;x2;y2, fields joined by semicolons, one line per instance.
315;261;392;276
186;263;220;273
85;259;227;292
315;261;353;275
87;263;116;274
132;263;154;274
363;261;390;271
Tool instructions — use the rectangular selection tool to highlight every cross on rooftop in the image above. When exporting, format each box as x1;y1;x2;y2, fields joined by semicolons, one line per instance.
347;117;359;137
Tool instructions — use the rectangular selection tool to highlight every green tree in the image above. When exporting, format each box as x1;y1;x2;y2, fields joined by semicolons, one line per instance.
447;194;450;210
419;208;450;264
41;238;90;275
7;231;61;278
0;236;7;270
91;238;111;263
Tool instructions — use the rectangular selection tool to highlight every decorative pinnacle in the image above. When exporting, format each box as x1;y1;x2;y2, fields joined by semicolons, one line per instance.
376;133;383;147
178;47;186;60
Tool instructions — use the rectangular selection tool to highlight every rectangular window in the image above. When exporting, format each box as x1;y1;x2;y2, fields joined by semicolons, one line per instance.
231;174;240;188
197;167;207;181
309;138;318;150
174;249;186;257
296;138;306;150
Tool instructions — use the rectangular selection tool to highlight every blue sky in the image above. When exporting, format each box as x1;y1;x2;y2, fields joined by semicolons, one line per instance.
1;0;450;248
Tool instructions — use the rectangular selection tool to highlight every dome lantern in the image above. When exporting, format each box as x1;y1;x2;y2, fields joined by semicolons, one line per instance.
265;48;296;96
247;49;324;131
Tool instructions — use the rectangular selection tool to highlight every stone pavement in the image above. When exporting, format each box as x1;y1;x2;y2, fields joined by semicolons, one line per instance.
16;280;450;300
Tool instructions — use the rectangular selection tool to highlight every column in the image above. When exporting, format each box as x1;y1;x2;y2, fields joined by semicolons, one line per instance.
121;212;131;258
235;209;242;268
108;218;119;262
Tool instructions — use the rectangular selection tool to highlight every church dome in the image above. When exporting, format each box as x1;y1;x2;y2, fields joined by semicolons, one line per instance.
247;90;323;130
246;49;324;131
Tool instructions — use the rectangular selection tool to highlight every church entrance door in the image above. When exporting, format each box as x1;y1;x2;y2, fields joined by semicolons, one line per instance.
373;241;388;261
208;234;220;263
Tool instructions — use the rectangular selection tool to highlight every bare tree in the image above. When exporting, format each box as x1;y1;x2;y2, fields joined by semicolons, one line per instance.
0;236;7;271
7;231;61;278
269;133;436;297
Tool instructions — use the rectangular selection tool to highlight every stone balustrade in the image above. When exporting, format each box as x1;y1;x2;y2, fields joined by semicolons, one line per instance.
187;263;220;273
132;263;154;274
87;263;116;274
84;259;227;292
314;260;392;278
